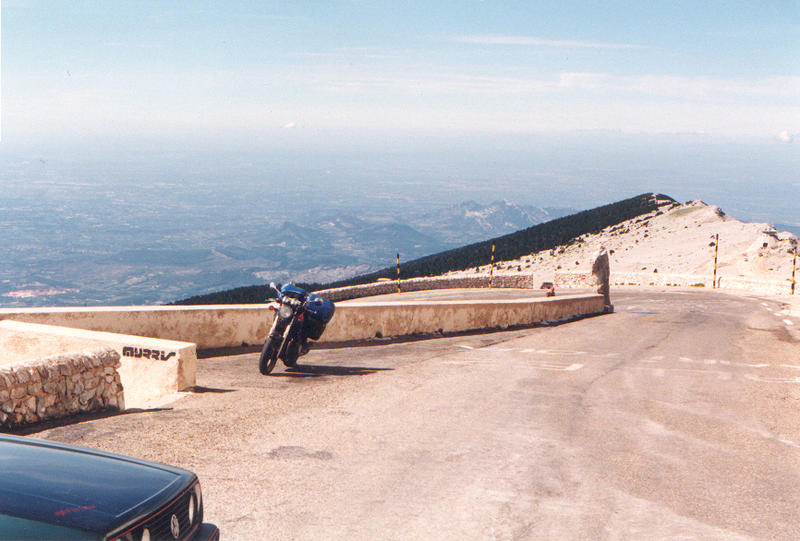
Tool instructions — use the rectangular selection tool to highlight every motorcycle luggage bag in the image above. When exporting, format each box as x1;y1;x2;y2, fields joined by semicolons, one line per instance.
306;293;335;322
304;294;335;341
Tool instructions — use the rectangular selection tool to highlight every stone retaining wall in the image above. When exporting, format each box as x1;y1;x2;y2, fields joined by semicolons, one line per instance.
555;270;793;296
316;275;534;302
323;294;605;342
0;348;124;428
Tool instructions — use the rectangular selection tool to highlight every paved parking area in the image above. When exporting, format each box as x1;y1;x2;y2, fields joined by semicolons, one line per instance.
23;290;800;540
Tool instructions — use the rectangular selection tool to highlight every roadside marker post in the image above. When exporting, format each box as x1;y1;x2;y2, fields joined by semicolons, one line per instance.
396;252;401;293
792;247;797;295
713;234;719;289
489;243;495;288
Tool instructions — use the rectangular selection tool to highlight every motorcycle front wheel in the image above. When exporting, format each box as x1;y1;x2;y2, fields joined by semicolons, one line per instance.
259;335;280;375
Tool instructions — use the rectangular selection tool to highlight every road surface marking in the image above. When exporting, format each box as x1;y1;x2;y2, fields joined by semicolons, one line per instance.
745;374;800;384
780;364;800;370
679;357;694;363
703;359;717;365
445;358;583;371
784;319;794;326
456;345;474;350
531;362;583;371
521;349;587;355
631;366;734;380
723;361;768;368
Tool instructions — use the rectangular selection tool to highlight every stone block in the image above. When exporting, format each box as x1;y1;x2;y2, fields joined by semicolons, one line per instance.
27;368;41;383
0;373;16;387
36;398;47;417
23;395;36;413
46;365;61;380
79;388;96;405
66;396;80;413
13;370;30;385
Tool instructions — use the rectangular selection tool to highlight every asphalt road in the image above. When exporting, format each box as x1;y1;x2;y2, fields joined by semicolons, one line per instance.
31;290;800;540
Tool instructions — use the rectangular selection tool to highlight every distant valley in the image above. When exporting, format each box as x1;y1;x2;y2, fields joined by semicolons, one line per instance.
1;192;572;307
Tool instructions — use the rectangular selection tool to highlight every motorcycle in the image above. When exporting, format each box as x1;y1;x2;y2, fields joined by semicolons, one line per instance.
259;282;336;375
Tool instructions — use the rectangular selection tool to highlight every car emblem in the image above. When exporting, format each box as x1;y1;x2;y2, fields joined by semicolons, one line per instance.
170;513;180;539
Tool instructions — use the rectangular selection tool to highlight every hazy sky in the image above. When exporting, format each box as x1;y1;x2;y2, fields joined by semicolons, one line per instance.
1;1;798;220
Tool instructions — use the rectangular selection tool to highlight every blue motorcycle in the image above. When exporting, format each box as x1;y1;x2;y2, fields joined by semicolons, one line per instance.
259;282;336;375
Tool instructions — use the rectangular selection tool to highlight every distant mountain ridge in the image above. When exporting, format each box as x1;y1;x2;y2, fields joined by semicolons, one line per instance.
175;193;671;304
1;197;566;307
232;200;571;284
408;200;573;247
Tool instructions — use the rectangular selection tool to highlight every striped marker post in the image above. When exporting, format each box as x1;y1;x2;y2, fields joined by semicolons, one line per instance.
489;243;495;288
712;234;719;289
792;247;797;295
396;252;401;293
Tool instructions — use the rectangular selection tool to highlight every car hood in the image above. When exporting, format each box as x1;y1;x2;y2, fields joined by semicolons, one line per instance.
0;435;191;534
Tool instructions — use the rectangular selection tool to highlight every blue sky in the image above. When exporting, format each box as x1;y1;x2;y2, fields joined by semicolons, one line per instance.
1;1;798;221
3;0;797;140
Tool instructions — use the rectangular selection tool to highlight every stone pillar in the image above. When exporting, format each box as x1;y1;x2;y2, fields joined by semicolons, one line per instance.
591;247;613;313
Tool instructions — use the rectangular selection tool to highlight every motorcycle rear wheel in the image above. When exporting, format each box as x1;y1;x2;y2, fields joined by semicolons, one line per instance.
259;336;280;375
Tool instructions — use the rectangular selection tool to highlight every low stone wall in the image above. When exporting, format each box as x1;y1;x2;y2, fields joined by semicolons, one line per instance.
555;270;794;296
0;320;196;409
317;275;534;302
1;286;601;351
323;294;605;342
0;348;123;429
0;305;265;353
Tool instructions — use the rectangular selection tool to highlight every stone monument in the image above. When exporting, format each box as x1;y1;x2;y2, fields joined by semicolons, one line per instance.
591;247;613;313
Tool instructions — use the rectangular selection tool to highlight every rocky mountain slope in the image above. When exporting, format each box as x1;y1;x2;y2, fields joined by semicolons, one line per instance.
453;199;798;295
407;200;573;246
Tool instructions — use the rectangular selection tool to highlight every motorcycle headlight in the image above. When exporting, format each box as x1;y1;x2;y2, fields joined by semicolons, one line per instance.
278;303;294;319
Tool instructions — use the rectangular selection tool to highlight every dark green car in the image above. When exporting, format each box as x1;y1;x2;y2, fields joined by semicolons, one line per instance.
0;434;219;540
